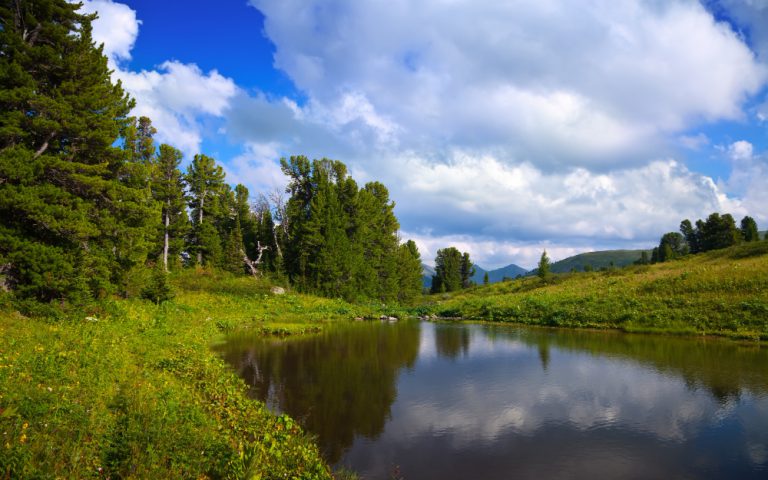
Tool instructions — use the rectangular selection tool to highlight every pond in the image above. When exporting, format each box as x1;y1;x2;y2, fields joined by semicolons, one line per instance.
218;321;768;479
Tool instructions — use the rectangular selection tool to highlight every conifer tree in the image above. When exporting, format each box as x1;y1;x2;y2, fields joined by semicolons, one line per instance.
396;240;423;303
740;216;760;242
432;247;464;293
0;0;153;301
460;252;475;289
538;250;551;281
152;144;188;271
185;154;226;266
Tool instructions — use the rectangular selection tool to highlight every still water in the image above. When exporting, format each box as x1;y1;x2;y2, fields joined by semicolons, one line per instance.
219;321;768;479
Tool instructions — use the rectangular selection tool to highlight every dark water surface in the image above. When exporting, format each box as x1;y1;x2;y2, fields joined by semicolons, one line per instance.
218;321;768;479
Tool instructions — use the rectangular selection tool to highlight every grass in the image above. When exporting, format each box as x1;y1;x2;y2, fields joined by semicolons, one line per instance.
422;241;768;340
0;268;383;479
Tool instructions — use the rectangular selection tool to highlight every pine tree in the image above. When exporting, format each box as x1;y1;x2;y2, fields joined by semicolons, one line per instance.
152;144;188;271
740;216;760;242
223;217;245;274
396;240;423;303
680;219;700;254
185;154;226;266
460;252;475;289
483;271;490;285
538;250;551;281
0;0;154;302
432;247;463;293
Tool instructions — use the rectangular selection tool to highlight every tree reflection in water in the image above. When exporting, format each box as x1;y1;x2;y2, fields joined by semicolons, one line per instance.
218;321;421;463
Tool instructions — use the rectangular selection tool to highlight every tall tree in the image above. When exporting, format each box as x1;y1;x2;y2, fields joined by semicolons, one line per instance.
185;154;226;266
538;250;551;281
701;213;740;251
740;216;760;242
0;0;154;301
679;219;700;254
396;240;423;303
152;144;188;271
460;252;475;289
656;232;687;262
432;247;463;293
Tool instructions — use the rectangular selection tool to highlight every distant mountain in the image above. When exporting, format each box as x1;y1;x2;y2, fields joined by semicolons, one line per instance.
472;264;528;284
422;262;528;289
547;249;649;273
421;263;435;289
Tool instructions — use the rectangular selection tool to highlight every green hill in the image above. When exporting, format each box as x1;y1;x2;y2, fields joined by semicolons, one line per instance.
548;249;650;273
425;241;768;340
472;264;529;284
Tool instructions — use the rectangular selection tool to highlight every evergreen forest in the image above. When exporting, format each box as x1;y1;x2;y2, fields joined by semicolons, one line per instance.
0;0;423;309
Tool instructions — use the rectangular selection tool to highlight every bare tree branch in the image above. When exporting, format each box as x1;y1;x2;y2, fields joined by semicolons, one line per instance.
32;131;56;160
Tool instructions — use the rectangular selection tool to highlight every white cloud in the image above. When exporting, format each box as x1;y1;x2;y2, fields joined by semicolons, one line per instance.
79;0;139;66
222;142;288;197
728;140;754;161
250;0;767;167
84;1;238;157
83;0;768;265
391;153;728;266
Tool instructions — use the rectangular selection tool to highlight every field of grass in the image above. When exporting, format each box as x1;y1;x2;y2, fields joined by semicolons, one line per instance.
0;269;387;479
422;241;768;340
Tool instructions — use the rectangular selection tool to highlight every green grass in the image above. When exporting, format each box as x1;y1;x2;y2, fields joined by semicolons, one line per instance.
0;269;382;479
422;241;768;340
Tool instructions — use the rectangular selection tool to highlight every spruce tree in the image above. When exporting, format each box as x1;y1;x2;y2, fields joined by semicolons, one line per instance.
460;252;475;289
538;250;551;281
396;240;423;303
152;144;188;271
0;0;154;302
740;216;760;242
432;247;463;293
185;154;226;266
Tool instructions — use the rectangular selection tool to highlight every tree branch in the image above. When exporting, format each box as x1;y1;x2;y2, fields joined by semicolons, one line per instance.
32;131;56;160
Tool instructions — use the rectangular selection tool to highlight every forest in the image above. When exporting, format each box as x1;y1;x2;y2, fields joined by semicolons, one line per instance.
0;1;423;310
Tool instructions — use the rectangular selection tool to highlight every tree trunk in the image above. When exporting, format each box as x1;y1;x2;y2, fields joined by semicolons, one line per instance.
163;204;170;272
197;192;205;265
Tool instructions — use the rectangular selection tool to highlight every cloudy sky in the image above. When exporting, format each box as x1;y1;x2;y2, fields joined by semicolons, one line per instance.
80;0;768;269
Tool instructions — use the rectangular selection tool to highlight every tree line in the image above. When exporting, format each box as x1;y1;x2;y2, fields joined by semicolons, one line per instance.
648;213;763;263
0;0;422;305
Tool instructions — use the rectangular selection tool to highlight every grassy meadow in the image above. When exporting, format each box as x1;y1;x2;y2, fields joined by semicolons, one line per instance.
422;241;768;340
0;269;390;479
2;242;767;478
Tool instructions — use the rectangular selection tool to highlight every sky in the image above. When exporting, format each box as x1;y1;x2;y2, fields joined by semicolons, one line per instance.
78;0;768;269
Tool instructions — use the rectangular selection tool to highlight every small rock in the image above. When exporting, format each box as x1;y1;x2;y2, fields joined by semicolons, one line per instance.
270;286;286;295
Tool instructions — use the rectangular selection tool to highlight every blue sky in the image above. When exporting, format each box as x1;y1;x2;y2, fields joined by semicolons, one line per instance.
81;0;768;269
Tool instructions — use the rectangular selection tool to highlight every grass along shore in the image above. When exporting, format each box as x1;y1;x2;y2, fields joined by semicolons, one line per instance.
2;242;766;478
422;241;768;340
0;269;392;479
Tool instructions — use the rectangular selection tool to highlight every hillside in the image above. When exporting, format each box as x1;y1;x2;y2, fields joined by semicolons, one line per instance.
423;263;528;289
472;264;529;284
547;249;649;273
0;271;392;479
421;263;436;288
424;241;768;340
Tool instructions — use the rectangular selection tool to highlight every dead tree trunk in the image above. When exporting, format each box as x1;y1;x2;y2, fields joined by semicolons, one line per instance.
242;241;269;277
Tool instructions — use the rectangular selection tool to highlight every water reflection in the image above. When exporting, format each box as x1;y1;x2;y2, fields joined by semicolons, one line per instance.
218;321;420;463
220;321;768;479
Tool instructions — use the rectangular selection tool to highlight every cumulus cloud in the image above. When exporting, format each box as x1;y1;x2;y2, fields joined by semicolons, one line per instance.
250;0;766;168
84;0;768;265
114;62;237;156
83;1;238;157
79;0;139;66
392;153;729;267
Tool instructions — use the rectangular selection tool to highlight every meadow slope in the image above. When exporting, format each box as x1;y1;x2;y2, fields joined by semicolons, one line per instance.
423;241;768;340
